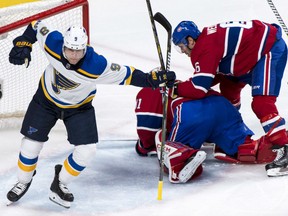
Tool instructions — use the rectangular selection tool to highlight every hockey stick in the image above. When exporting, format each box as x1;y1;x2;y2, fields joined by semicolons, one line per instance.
154;12;172;201
146;0;165;69
146;0;172;201
266;0;288;36
154;12;172;71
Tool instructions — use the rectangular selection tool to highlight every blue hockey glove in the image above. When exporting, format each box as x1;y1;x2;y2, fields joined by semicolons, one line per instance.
9;36;32;68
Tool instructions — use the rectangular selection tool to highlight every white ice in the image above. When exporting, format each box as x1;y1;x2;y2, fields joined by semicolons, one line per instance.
1;0;288;215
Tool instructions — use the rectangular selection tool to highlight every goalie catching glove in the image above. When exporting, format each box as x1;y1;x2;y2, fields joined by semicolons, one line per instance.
9;35;33;68
147;70;176;89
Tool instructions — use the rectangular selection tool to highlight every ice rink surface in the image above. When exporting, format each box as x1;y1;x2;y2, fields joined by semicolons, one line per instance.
1;0;288;215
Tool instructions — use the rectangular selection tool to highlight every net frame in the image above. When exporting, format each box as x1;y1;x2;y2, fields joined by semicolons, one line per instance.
0;0;89;128
0;0;89;36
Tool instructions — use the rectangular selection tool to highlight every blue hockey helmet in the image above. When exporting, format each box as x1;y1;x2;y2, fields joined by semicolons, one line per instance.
172;21;201;46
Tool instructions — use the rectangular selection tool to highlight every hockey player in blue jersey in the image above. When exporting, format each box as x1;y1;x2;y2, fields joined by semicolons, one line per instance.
135;87;277;183
6;20;176;208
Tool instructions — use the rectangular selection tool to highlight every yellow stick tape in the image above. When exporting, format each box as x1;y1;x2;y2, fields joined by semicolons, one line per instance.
157;181;163;200
0;0;39;8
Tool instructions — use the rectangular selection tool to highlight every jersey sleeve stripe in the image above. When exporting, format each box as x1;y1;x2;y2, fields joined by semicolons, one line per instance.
136;112;163;117
77;68;100;79
192;73;214;92
137;127;161;132
136;115;162;130
122;66;134;85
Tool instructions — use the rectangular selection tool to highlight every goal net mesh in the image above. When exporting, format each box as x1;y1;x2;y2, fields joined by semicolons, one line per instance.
0;0;88;128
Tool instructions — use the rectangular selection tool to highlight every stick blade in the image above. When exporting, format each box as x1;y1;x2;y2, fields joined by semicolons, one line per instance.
153;12;172;33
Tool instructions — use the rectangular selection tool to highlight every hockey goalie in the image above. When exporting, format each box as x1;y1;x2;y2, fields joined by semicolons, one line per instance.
135;87;277;183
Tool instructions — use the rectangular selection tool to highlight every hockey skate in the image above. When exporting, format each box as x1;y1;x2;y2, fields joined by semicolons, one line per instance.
6;170;36;205
135;139;157;157
265;145;288;177
179;151;207;183
49;164;74;208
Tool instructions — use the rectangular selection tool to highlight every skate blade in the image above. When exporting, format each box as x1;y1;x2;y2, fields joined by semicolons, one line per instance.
49;192;71;208
179;151;207;183
267;167;288;177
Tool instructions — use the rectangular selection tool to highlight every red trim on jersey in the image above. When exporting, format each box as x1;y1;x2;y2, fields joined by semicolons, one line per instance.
169;104;182;141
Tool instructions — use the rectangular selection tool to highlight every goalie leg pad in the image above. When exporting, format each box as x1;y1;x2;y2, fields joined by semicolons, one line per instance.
155;130;206;183
213;145;241;163
237;137;277;163
214;135;277;164
179;150;206;183
237;140;259;163
256;136;277;163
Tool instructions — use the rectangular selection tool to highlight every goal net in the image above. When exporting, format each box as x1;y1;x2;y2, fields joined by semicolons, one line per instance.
0;0;89;129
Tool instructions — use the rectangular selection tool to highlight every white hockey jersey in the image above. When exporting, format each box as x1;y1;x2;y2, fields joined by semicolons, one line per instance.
32;20;135;108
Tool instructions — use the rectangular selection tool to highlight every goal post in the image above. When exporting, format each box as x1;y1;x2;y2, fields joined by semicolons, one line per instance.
0;0;89;128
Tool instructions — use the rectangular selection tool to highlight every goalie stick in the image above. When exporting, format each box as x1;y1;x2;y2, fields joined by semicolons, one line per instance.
266;0;288;36
146;0;172;201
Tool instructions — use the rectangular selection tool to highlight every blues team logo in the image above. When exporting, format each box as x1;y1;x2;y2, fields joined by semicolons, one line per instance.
28;126;38;135
52;69;80;94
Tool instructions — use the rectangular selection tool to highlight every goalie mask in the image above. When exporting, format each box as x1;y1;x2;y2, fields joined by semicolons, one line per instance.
63;26;88;64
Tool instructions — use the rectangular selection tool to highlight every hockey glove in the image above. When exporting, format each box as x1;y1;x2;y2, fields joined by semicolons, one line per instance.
9;36;33;68
170;81;181;99
147;70;176;89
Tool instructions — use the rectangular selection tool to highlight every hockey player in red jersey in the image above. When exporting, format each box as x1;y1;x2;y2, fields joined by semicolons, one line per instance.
171;20;288;177
135;87;277;183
